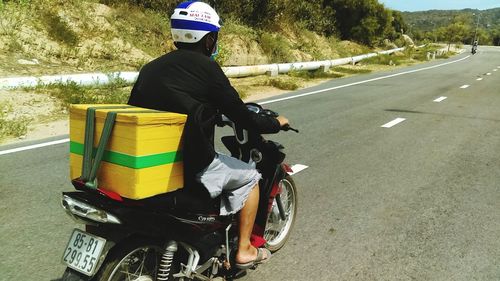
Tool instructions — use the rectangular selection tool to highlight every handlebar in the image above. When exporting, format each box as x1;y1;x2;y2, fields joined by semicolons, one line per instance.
254;106;298;133
282;124;299;133
219;103;299;139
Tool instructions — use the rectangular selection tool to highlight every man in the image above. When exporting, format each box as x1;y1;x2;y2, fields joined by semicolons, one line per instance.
127;1;289;269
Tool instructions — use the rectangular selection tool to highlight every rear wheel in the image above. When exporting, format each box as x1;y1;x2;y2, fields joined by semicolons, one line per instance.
61;268;88;281
264;175;298;252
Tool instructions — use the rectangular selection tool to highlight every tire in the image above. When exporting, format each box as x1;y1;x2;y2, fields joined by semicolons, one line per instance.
92;238;179;281
61;267;89;281
264;175;298;252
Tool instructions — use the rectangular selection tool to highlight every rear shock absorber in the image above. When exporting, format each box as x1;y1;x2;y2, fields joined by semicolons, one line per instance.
157;241;178;281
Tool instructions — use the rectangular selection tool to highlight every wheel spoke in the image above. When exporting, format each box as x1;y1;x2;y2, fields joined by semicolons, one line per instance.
137;250;146;276
108;246;161;281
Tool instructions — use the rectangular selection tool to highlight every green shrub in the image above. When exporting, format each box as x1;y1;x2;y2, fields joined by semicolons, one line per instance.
363;54;402;65
259;32;293;63
109;3;171;57
296;30;328;60
332;66;373;74
264;78;300;91
0;0;29;36
221;18;258;40
289;69;344;79
27;78;132;109
100;0;177;13
41;9;79;46
7;37;24;52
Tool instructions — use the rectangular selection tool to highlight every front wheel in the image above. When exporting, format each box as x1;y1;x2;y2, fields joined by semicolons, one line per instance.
264;175;298;252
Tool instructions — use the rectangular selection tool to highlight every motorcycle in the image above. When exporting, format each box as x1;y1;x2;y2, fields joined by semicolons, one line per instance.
471;45;477;54
60;103;307;280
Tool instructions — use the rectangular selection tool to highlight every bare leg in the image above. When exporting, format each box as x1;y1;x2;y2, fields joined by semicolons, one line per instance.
235;184;269;263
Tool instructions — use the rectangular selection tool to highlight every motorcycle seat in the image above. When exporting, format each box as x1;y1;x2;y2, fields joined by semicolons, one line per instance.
138;188;221;215
71;179;221;215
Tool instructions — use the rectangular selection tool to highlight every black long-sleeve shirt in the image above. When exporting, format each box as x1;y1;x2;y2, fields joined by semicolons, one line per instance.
128;49;280;193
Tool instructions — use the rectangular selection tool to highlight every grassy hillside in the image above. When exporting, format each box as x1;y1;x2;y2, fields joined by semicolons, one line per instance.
402;8;500;45
0;0;385;78
1;0;448;142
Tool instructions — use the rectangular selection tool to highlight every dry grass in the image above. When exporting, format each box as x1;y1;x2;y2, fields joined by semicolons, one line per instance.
24;78;131;109
0;102;32;139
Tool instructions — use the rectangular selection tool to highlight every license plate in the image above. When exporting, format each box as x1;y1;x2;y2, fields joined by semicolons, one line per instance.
61;229;106;276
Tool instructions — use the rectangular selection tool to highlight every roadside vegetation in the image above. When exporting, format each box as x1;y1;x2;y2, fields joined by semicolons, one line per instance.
0;0;461;142
24;79;131;109
0;102;31;140
403;8;500;47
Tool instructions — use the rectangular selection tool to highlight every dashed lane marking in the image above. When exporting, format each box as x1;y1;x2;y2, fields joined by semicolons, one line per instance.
433;96;447;102
486;73;492;76
381;118;406;128
477;78;483;81
460;85;470;89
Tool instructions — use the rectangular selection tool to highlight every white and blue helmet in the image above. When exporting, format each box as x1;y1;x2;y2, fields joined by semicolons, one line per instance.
170;1;221;44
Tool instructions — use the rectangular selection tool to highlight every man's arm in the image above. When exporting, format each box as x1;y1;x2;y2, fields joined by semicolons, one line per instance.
208;63;283;133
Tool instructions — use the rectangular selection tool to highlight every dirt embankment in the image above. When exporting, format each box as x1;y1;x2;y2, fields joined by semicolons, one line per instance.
0;1;424;145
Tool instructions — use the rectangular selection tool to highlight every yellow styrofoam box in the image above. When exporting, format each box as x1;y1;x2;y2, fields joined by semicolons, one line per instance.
69;104;187;199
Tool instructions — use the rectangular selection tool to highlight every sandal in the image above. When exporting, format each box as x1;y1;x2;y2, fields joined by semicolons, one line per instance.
235;248;272;269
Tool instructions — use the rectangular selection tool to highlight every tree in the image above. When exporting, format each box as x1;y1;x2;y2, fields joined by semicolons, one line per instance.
288;0;336;35
324;0;400;46
208;0;285;27
391;10;408;38
438;22;470;51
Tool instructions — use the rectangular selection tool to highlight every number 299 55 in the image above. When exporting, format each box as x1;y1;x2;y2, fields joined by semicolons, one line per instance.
62;230;106;276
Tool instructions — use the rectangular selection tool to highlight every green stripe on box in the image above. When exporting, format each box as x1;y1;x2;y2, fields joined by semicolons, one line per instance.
70;141;182;169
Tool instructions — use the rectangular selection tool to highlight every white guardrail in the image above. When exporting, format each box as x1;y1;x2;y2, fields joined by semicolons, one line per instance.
0;47;405;89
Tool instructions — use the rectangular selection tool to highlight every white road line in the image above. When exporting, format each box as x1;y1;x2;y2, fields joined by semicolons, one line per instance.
381;118;406;128
433;96;447;102
288;164;309;176
1;55;472;156
494;69;498;72
486;73;492;75
477;78;483;81
460;85;470;89
260;55;471;105
0;138;70;156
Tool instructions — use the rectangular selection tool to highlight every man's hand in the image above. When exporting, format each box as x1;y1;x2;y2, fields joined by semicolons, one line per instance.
276;116;289;127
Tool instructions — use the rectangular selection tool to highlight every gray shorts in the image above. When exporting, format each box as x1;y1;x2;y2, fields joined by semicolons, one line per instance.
196;153;261;216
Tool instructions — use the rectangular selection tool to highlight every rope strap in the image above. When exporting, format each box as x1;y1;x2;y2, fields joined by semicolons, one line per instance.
80;105;133;185
79;106;162;189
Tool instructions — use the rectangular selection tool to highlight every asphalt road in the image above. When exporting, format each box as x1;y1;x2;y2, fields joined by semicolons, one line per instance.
1;46;499;281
